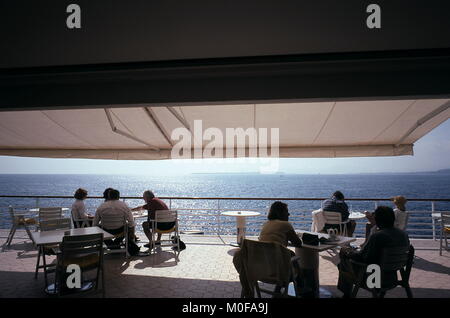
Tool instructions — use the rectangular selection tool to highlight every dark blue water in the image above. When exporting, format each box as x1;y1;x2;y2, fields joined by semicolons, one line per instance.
1;173;449;237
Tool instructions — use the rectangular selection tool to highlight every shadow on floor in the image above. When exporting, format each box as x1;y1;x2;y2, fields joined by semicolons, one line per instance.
413;255;450;275
227;248;240;256
0;269;242;298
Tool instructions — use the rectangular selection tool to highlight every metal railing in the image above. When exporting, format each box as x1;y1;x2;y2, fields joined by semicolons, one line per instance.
1;195;449;239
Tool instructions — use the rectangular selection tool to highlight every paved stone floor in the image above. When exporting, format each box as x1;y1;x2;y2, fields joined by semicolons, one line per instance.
0;230;449;298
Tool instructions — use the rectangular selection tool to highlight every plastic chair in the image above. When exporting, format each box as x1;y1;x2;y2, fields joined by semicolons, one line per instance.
323;211;350;236
5;206;36;246
38;208;63;230
98;215;129;258
150;210;180;263
71;209;92;228
35;218;72;282
237;239;300;298
350;245;414;298
439;212;450;256
54;233;105;297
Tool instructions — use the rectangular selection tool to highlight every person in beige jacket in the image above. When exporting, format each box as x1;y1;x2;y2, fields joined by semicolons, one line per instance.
233;201;303;297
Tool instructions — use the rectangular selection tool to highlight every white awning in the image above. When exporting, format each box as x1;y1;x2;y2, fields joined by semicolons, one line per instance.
0;99;449;160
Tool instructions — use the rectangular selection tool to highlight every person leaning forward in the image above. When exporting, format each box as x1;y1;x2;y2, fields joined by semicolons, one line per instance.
131;190;173;248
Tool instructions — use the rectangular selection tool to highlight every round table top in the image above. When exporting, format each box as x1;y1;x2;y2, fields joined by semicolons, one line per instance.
432;212;442;218
348;212;366;220
29;207;69;213
133;211;148;218
221;211;261;217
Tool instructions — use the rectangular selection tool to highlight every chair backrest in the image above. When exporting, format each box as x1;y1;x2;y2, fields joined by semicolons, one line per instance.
441;212;450;227
99;213;127;230
40;218;72;231
57;233;104;295
379;245;411;271
155;210;178;223
240;239;292;285
60;233;103;261
323;211;343;224
71;209;89;228
39;208;63;222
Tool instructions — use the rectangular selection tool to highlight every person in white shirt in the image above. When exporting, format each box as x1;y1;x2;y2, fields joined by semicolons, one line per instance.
71;188;93;228
94;189;140;255
362;195;409;246
393;195;408;230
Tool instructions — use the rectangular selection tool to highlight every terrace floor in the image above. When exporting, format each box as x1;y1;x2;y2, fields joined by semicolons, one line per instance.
0;229;449;298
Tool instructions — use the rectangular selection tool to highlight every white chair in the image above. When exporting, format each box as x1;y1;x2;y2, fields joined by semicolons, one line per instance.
5;206;36;246
323;211;350;237
71;209;91;228
99;215;129;258
150;210;180;263
439;212;450;256
38;208;63;230
35;218;72;282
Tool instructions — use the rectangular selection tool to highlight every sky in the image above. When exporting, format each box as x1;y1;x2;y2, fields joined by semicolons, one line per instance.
0;119;449;175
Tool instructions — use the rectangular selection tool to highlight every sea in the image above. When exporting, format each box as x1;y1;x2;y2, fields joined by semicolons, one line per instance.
1;173;449;237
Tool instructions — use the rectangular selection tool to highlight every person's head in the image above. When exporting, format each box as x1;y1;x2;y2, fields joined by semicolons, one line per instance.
393;195;407;211
333;191;345;201
103;188;114;201
374;206;395;229
268;201;290;221
109;189;120;201
143;190;155;202
74;188;88;200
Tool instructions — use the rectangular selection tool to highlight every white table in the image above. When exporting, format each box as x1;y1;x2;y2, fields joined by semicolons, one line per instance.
29;207;69;213
31;227;114;292
132;211;148;219
221;211;261;247
295;230;356;298
349;212;366;220
432;212;442;241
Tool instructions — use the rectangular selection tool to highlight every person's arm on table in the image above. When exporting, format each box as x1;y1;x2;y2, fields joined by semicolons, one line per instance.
287;229;303;248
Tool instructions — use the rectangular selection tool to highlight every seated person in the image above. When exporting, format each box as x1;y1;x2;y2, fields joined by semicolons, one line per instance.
321;191;356;236
259;201;303;250
131;190;173;248
234;201;303;297
337;206;410;297
102;187;114;202
364;195;408;242
393;195;408;230
94;189;140;255
71;188;94;228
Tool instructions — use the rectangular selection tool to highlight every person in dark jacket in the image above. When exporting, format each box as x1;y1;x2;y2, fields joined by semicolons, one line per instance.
322;191;356;236
336;206;410;297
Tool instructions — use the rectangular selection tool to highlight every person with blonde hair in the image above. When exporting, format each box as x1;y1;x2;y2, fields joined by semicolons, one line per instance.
363;195;409;244
393;195;408;230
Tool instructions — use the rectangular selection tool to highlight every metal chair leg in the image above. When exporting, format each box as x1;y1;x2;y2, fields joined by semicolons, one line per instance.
255;283;262;298
350;284;360;298
35;246;42;279
24;224;36;245
405;284;413;298
7;224;18;246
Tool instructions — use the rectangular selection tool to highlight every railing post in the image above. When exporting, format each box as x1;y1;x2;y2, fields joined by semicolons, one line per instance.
169;199;172;209
431;201;436;241
374;201;378;209
217;199;221;237
35;197;40;208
